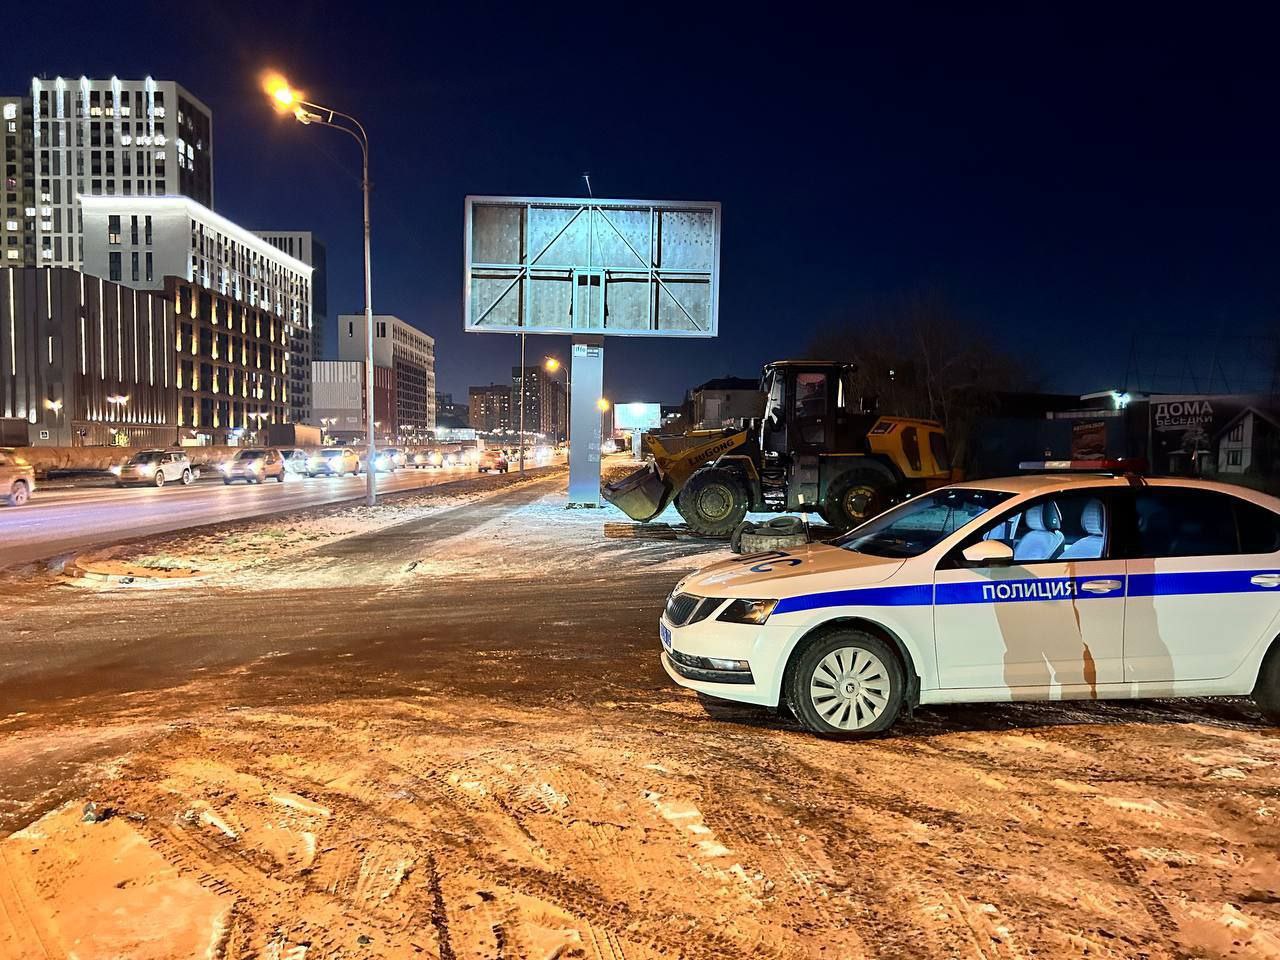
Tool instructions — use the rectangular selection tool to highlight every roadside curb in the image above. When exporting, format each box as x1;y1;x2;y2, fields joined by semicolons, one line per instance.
63;559;204;585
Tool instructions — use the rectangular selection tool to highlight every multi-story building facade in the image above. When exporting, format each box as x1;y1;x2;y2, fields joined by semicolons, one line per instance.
78;195;311;441
165;276;288;442
312;360;364;441
254;230;326;424
337;313;435;441
468;383;512;434
435;392;469;429
1;267;176;445
2;96;34;266
20;76;212;269
512;365;567;442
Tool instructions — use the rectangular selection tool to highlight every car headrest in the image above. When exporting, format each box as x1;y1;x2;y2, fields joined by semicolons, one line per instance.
1024;501;1062;532
1081;499;1105;536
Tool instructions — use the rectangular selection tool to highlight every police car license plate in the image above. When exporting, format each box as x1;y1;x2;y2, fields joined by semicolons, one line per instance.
660;622;673;653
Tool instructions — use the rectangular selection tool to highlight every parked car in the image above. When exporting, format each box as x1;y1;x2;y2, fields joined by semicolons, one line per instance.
307;447;360;477
221;448;287;484
478;449;509;474
0;448;35;506
278;448;310;475
381;447;407;469
660;472;1280;737
112;450;194;488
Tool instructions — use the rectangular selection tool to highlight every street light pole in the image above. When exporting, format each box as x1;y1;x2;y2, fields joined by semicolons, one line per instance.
264;74;377;506
518;333;526;473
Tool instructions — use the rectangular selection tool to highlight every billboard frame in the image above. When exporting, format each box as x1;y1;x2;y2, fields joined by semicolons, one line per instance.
464;195;721;339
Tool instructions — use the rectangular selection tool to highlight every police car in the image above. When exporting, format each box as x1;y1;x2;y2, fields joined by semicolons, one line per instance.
660;471;1280;736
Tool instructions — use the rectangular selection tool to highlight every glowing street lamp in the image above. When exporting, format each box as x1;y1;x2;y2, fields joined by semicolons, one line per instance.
596;397;611;413
542;355;570;446
263;70;378;507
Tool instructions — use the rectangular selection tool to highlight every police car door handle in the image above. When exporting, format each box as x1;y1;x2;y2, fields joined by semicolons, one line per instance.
1080;579;1122;594
1251;574;1280;588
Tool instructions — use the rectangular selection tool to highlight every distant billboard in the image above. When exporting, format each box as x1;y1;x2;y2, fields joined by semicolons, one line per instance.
464;196;720;338
614;402;662;431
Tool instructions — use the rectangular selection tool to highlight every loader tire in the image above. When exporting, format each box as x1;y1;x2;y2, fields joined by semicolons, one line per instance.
822;470;894;532
677;468;749;538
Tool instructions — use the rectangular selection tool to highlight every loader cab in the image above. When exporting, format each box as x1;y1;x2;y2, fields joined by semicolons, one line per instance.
759;361;874;456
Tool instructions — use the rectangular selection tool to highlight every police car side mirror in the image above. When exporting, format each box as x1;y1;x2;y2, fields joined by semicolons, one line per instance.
961;540;1014;567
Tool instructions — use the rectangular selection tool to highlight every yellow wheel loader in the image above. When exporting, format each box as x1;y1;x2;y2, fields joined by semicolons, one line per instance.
603;360;952;537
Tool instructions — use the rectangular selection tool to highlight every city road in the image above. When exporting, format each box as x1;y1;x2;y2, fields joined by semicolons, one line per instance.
0;465;542;568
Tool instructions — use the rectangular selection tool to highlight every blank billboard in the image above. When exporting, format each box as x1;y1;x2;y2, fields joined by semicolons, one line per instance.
465;196;720;338
614;402;662;431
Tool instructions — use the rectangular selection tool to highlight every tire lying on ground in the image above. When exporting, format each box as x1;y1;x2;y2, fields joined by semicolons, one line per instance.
733;516;810;554
676;467;749;538
821;469;894;532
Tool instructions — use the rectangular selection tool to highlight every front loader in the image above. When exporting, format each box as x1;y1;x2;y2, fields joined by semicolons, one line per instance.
602;360;952;537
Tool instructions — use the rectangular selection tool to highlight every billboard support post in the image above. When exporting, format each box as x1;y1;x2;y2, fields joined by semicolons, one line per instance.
568;336;604;506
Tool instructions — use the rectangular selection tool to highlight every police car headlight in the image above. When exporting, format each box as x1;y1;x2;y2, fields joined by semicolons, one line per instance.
717;598;778;625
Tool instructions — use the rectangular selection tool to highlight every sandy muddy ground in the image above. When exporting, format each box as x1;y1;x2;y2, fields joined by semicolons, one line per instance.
1;467;1279;959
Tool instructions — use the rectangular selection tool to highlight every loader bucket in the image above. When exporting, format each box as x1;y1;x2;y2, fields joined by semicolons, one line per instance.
602;462;676;522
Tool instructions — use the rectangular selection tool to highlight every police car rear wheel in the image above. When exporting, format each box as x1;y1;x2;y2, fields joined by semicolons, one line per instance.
788;630;904;737
1253;643;1280;724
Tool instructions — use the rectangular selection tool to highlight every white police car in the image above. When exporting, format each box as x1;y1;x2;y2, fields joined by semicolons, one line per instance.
660;473;1280;736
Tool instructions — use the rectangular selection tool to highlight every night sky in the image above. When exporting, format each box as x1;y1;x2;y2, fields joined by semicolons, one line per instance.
7;5;1280;403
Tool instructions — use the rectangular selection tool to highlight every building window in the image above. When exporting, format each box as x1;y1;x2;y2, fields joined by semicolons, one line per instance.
1228;449;1243;467
131;252;139;282
145;252;153;282
109;251;121;281
144;215;152;245
1229;422;1245;442
130;215;138;244
107;214;121;244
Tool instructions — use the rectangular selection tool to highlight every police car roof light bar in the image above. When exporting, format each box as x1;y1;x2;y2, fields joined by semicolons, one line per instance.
1017;457;1149;476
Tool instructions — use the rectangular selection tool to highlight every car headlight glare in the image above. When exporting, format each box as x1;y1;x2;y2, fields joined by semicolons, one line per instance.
110;465;122;475
716;598;778;625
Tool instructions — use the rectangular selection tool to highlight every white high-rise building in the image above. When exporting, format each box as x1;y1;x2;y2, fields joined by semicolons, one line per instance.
28;76;213;268
79;195;311;436
338;314;436;439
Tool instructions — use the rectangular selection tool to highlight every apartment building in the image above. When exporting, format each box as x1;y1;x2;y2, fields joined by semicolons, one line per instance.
23;76;212;268
337;313;435;440
468;383;512;434
254;230;326;423
0;267;176;445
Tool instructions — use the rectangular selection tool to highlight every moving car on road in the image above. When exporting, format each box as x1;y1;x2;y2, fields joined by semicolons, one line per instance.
367;448;400;473
278;448;310;476
221;448;287;484
112;450;193;488
660;472;1280;737
478;449;509;474
0;448;35;506
307;447;361;478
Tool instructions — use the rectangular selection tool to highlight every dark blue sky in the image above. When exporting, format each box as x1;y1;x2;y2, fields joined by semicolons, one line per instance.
8;5;1280;403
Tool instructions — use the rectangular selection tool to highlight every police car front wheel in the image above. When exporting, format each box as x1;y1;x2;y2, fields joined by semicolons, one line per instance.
787;630;905;737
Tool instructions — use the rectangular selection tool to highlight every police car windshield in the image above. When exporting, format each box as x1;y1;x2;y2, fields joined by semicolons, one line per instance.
835;488;1014;558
